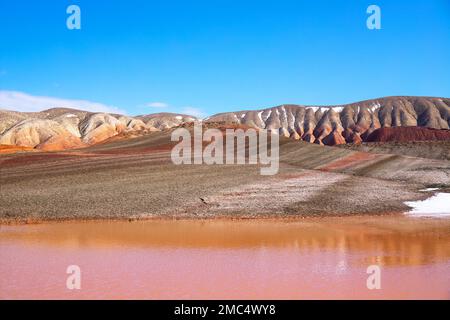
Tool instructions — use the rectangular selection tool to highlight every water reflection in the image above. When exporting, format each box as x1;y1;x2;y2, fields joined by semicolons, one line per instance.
1;216;449;299
2;216;449;267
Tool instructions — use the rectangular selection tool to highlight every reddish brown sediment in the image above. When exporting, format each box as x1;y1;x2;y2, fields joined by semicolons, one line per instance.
338;140;450;161
0;144;35;154
318;152;382;171
366;126;450;143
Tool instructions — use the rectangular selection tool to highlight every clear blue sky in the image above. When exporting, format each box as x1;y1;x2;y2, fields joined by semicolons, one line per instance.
1;0;449;116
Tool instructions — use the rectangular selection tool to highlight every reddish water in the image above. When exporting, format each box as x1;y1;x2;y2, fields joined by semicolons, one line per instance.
1;216;449;299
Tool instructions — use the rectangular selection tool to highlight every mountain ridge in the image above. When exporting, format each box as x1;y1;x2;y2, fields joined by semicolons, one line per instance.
205;96;450;145
0;96;449;151
0;107;197;150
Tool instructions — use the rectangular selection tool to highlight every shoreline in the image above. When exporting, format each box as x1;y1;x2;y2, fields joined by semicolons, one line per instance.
0;210;430;226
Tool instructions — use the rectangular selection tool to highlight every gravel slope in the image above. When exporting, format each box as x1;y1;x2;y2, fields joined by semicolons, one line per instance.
1;132;449;222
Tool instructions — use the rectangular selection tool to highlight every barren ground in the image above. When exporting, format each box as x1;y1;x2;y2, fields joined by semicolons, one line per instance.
1;131;449;223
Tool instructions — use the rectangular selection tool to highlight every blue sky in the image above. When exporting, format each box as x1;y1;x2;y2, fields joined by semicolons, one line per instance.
0;0;449;116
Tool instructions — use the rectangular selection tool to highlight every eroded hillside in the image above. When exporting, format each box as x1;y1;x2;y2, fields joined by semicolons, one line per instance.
0;108;197;150
206;96;450;145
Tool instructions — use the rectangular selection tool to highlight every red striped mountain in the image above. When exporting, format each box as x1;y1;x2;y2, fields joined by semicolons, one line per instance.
205;96;450;145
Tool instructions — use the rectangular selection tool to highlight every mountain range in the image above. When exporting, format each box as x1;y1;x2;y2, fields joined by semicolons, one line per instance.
0;96;449;151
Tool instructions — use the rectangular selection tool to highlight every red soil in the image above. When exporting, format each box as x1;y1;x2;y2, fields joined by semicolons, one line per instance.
366;126;450;143
319;152;381;172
